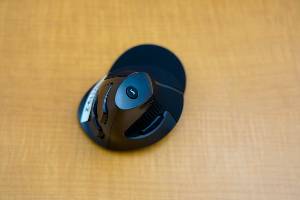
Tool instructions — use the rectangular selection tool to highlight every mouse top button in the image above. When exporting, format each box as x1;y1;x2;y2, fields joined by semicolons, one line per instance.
115;72;153;110
126;86;138;99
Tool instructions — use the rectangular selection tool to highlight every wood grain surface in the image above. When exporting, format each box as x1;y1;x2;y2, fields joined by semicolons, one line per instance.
0;0;300;199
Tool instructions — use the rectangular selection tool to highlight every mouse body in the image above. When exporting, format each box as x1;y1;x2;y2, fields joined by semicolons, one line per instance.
78;44;186;150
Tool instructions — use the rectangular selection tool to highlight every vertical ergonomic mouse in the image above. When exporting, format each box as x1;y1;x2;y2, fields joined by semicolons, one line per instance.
78;44;186;150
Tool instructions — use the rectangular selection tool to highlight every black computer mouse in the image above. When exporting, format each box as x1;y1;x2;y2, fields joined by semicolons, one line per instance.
78;44;186;150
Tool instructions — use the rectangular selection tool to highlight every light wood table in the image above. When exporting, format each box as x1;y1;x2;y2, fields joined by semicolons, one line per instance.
0;0;300;199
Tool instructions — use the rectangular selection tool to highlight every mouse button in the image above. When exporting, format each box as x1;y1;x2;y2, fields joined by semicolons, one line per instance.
101;84;111;113
115;72;153;110
120;111;176;150
94;78;117;127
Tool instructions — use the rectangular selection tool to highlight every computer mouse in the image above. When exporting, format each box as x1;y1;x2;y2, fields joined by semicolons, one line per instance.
78;44;186;150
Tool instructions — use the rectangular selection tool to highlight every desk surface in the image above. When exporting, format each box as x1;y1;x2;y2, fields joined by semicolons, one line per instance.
0;0;300;199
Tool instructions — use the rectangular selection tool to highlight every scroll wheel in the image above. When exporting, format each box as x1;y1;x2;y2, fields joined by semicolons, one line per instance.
102;84;112;114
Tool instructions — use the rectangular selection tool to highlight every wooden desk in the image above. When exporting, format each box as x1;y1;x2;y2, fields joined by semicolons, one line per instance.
0;0;299;199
